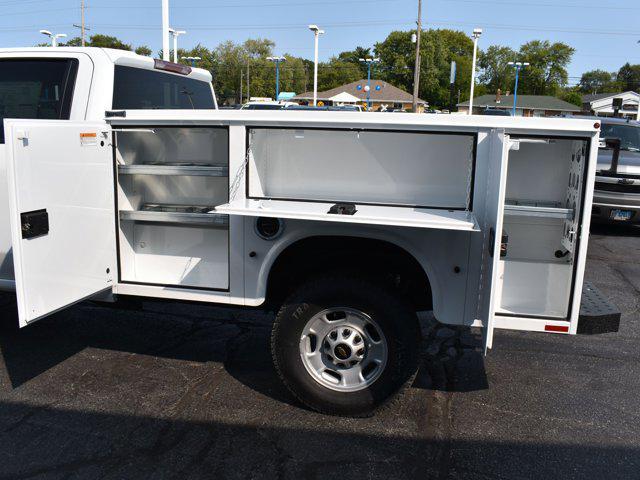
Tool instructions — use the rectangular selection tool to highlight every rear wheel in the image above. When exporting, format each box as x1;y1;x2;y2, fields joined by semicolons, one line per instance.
271;275;421;416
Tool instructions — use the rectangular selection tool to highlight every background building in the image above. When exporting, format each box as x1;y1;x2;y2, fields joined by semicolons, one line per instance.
294;79;427;111
458;93;580;117
582;92;640;119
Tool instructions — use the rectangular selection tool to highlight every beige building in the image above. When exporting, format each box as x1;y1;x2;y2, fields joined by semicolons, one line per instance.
294;79;427;111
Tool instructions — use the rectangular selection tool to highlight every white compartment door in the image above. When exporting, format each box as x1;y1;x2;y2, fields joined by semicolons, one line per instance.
6;121;116;326
479;130;510;353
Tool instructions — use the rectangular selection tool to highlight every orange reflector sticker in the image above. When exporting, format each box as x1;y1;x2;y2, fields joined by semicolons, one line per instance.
545;325;569;333
80;132;98;147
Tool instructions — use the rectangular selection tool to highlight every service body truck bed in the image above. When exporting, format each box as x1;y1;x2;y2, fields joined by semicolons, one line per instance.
0;48;620;416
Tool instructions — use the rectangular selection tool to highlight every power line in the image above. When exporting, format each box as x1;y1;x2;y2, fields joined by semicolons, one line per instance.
441;0;640;10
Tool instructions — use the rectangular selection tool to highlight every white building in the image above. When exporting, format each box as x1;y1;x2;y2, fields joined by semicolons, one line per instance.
582;91;640;119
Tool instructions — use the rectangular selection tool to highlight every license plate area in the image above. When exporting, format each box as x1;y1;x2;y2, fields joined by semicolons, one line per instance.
610;209;633;221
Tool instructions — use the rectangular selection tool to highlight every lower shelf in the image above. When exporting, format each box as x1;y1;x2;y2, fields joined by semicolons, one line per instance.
504;202;573;220
119;203;228;227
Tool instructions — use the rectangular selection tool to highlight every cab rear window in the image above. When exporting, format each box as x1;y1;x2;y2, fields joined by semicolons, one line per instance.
0;58;78;143
112;65;215;110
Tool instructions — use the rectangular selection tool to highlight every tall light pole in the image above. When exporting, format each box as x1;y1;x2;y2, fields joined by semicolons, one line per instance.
267;56;286;101
168;28;186;63
183;56;201;67
162;0;170;61
308;25;324;106
468;28;482;115
507;61;529;116
39;30;66;47
412;0;422;112
359;58;380;110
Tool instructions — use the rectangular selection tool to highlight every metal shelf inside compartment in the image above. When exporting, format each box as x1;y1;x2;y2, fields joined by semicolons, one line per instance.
119;203;228;227
504;199;573;219
118;162;228;177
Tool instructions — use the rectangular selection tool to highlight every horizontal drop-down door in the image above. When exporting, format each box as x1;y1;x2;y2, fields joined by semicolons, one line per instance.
6;120;116;326
216;199;480;232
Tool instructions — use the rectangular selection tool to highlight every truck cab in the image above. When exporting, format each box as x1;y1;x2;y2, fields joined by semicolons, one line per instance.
0;47;217;289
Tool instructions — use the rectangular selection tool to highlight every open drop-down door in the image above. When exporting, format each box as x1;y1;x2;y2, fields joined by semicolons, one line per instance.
6;120;116;326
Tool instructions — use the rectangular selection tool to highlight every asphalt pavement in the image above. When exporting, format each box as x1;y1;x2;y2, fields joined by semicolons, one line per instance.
0;224;638;479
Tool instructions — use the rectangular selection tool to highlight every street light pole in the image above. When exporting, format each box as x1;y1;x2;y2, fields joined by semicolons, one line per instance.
168;28;186;63
412;0;422;112
359;58;380;110
267;56;286;101
39;30;66;47
468;28;482;115
507;61;529;116
162;0;170;61
183;56;201;67
308;25;324;106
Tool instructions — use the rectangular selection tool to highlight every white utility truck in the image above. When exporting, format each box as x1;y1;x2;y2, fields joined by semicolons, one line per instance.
1;48;620;416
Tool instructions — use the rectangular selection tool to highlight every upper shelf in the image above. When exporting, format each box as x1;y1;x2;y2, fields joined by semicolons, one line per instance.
216;199;480;232
118;163;228;177
504;200;573;220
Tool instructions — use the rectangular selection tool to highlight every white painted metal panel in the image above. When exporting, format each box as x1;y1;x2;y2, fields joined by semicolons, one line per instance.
216;199;479;231
247;128;474;208
478;130;510;352
6;120;116;326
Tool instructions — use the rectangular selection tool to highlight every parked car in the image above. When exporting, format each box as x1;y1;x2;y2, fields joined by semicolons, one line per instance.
481;108;511;116
590;118;640;224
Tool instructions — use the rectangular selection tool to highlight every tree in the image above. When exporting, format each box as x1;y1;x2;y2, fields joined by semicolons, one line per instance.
316;58;362;91
337;46;371;76
578;69;618;94
135;45;152;57
374;29;474;108
560;89;582;107
617;63;640;92
516;40;574;96
84;34;132;50
478;45;518;93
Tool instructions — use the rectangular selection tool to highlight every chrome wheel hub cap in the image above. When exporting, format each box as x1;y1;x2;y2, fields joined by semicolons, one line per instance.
299;308;388;392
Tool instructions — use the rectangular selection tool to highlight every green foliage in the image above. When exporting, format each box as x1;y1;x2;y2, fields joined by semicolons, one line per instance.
617;63;640;92
135;45;153;57
560;89;583;107
517;40;574;95
42;30;636;108
317;58;362;91
578;69;617;94
374;29;474;108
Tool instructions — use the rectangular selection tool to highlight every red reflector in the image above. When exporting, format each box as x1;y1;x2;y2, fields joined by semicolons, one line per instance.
153;59;192;75
545;325;569;333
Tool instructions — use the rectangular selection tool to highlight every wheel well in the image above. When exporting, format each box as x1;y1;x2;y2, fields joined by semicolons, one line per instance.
266;236;432;311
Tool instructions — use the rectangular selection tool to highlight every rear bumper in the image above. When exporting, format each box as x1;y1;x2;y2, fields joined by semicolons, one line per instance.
592;189;640;223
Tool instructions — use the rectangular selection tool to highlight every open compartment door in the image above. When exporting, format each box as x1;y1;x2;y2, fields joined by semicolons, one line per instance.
478;130;510;353
5;121;116;326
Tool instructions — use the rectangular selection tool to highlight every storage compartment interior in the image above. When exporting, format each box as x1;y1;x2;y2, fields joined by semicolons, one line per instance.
247;128;475;209
115;127;229;290
497;137;587;319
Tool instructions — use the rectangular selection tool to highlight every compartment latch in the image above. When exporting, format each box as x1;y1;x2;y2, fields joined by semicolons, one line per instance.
21;209;49;239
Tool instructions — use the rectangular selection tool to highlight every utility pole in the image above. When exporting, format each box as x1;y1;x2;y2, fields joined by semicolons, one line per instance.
72;0;88;46
412;0;422;112
240;70;243;105
80;0;86;46
247;59;250;101
162;0;170;61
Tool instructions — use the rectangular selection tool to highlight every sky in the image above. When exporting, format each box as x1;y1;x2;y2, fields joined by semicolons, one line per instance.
0;0;638;86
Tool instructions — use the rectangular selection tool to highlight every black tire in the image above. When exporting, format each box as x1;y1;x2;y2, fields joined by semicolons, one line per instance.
271;275;421;416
